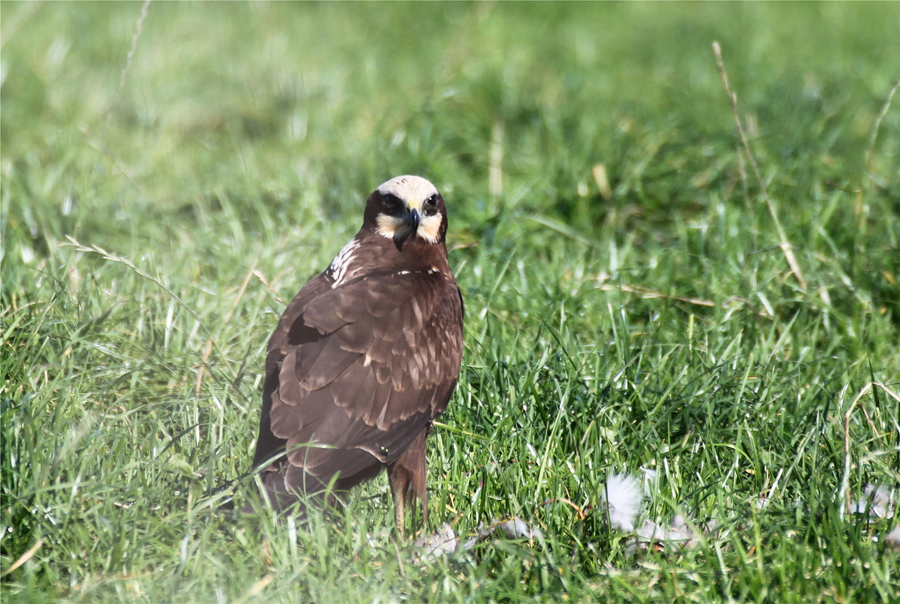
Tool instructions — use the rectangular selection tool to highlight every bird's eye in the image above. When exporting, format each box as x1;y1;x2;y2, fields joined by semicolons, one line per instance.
423;194;439;215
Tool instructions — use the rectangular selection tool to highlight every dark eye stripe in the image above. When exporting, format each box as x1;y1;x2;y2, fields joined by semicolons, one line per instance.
381;193;405;215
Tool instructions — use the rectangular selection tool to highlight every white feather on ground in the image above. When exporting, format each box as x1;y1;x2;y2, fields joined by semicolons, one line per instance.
497;517;544;540
884;525;900;549
641;468;658;496
601;474;643;532
413;518;544;562
849;484;894;519
625;515;719;555
414;523;459;559
410;478;898;563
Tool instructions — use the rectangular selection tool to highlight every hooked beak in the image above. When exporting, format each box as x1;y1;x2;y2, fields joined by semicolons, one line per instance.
393;207;421;248
406;207;420;233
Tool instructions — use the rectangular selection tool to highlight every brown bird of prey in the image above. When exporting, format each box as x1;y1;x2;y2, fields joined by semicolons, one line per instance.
250;175;464;535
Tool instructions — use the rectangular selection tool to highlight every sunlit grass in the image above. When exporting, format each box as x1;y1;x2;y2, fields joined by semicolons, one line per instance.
2;2;899;601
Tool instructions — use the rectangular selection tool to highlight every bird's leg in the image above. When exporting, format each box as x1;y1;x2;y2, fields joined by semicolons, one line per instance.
394;488;406;539
387;428;429;538
388;463;411;537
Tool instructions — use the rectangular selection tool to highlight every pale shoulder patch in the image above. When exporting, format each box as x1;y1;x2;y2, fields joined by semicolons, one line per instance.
326;239;360;287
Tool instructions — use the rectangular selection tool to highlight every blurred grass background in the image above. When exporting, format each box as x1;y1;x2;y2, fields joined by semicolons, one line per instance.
2;2;900;601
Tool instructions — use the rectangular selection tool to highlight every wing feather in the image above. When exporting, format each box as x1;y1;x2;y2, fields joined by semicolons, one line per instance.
297;336;359;390
255;267;463;492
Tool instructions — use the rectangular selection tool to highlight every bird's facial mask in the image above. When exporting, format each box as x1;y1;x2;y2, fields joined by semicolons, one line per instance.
375;176;443;245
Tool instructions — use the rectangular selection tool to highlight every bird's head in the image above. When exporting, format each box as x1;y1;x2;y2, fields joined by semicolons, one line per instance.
364;175;447;248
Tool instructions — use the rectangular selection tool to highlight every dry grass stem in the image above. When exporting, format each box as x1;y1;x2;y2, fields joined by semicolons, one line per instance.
61;236;228;371
712;41;807;290
542;497;586;520
233;574;274;604
253;269;287;305
839;382;900;517
864;77;900;185
489;118;505;198
2;539;43;577
119;0;153;92
80;127;149;198
195;260;257;397
596;282;772;318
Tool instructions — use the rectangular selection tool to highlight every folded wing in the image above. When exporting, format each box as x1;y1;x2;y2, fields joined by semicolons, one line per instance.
252;269;463;492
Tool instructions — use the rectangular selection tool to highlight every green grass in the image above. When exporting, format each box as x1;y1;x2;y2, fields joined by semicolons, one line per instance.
3;2;900;601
